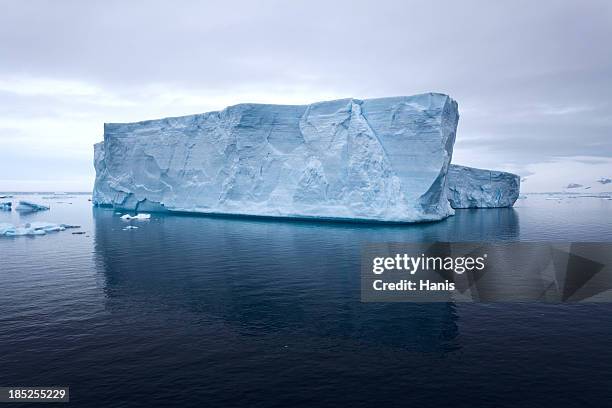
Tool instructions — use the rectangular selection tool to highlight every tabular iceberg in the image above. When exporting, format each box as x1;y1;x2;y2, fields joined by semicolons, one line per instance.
94;93;460;222
446;165;520;208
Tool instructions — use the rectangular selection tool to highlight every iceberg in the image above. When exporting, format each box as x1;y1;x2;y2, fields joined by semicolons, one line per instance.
446;165;520;208
15;200;50;212
93;93;459;223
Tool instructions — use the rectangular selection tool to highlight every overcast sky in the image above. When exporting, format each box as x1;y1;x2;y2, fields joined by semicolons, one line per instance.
1;0;611;192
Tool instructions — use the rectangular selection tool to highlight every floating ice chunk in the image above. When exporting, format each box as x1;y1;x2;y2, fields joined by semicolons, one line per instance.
0;201;11;211
0;221;80;237
120;213;151;220
6;227;46;236
15;200;50;212
1;223;45;236
28;221;65;232
123;225;139;230
0;223;15;235
0;195;13;199
60;223;81;229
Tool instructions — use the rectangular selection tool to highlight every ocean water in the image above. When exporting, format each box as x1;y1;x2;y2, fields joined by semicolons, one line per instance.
1;194;612;407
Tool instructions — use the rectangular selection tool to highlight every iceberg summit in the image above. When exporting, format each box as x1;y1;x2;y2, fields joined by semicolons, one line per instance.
93;93;519;223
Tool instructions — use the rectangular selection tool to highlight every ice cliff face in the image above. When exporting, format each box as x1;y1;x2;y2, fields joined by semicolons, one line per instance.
446;165;520;209
93;93;459;222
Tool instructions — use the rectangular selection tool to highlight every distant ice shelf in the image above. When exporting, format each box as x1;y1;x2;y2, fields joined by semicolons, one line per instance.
92;93;520;223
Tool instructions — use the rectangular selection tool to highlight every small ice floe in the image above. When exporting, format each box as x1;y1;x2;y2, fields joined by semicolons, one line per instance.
0;222;80;237
0;223;18;235
0;194;13;199
120;213;151;220
123;225;138;230
61;223;80;229
0;201;11;211
15;200;50;212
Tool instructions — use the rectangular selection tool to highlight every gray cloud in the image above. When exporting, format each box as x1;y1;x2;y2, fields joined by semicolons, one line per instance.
1;0;611;191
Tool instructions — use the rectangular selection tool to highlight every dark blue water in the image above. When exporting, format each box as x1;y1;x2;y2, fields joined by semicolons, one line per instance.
1;194;612;407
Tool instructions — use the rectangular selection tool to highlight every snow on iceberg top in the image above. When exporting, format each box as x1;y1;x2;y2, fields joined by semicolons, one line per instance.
102;93;457;135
